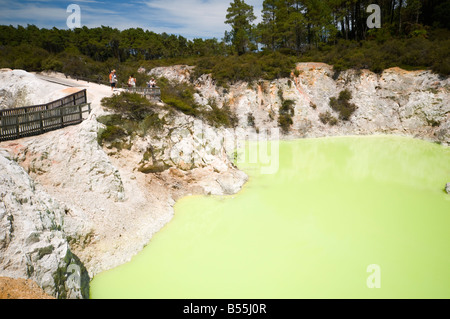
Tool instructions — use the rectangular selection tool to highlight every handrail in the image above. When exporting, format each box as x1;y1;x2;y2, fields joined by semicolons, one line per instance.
124;86;161;100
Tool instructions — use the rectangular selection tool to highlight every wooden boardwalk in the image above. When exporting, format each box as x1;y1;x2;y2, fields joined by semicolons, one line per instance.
124;87;161;101
0;89;91;142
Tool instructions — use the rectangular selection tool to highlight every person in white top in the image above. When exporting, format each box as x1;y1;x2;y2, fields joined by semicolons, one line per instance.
148;78;156;88
128;75;136;88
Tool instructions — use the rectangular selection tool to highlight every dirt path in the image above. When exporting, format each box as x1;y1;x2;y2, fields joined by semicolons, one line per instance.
33;72;117;115
0;278;55;299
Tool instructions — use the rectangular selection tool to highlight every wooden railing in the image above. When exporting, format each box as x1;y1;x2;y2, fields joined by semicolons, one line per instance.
0;89;91;142
124;87;161;100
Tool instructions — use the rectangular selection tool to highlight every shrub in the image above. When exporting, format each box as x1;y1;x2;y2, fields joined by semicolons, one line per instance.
202;100;238;128
97;92;165;147
97;125;127;146
247;112;256;127
329;89;357;121
277;89;295;133
193;52;297;86
158;77;200;116
319;111;338;126
97;114;123;126
278;114;294;134
101;92;156;121
140;113;165;135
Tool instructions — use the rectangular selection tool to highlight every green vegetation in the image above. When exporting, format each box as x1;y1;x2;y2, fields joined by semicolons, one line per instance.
97;88;239;148
157;77;200;116
157;78;238;127
247;112;256;127
278;89;296;134
298;32;450;75
329;89;358;121
319;111;339;126
98;92;164;148
97;125;128;148
100;92;157;120
193;52;297;86
203;99;239;128
319;89;357;126
225;0;257;55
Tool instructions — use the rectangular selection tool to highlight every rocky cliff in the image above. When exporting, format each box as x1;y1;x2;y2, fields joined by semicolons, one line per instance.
0;149;89;299
150;63;449;144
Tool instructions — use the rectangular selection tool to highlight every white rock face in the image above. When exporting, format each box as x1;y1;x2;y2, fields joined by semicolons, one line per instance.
11;119;126;204
149;65;195;83
0;149;89;299
145;62;449;144
0;69;68;109
122;112;248;196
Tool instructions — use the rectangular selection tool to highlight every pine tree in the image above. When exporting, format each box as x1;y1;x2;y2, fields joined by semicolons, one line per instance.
259;0;279;52
257;0;307;53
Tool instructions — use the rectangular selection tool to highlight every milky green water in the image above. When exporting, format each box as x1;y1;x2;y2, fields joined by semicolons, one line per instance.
90;136;450;299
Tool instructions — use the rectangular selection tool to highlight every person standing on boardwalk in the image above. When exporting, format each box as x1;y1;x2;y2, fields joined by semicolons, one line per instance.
128;74;136;88
109;70;118;91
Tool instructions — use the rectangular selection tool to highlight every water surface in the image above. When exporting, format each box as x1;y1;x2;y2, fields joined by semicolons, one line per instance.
90;136;450;299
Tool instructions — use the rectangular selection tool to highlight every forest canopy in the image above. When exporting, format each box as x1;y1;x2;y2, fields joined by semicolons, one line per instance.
0;0;449;84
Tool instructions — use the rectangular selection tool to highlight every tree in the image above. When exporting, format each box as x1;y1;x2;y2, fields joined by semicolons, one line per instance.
257;0;307;54
225;0;257;55
258;0;279;51
302;0;337;46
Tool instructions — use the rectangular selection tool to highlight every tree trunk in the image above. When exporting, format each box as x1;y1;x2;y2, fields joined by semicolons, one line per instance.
390;0;395;25
341;19;347;40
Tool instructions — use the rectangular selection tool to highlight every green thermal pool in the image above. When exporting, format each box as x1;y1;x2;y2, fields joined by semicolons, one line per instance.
90;136;450;299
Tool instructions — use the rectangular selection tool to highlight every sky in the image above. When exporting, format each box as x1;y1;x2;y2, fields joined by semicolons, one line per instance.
0;0;264;39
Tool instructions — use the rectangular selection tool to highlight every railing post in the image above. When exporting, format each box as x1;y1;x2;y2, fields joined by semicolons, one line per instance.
60;100;64;128
39;109;44;134
16;114;20;139
0;111;3;140
79;104;83;122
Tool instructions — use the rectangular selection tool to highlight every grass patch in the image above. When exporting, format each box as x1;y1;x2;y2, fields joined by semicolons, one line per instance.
319;111;338;126
97;125;127;147
329;89;357;121
101;92;157;121
202;99;238;128
158;77;200;116
277;89;295;134
98;92;165;147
